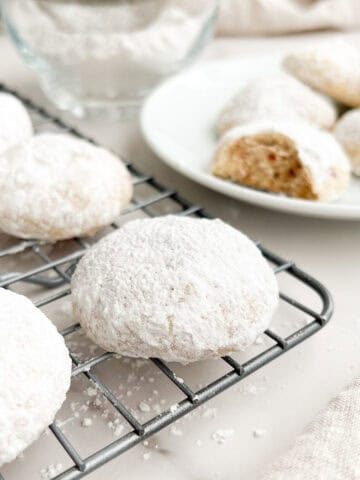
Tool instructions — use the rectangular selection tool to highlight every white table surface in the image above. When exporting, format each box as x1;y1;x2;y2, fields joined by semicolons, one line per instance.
1;30;360;480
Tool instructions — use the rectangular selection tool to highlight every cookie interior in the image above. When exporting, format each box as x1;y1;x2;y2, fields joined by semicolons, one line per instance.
213;132;317;200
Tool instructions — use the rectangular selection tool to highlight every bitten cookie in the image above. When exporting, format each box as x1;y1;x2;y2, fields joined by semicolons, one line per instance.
0;133;133;240
0;93;33;154
212;121;350;201
71;216;278;364
283;41;360;107
216;73;336;136
0;288;71;466
334;109;360;176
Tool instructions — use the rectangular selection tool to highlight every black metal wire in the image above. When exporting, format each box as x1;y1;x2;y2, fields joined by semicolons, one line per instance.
0;84;334;480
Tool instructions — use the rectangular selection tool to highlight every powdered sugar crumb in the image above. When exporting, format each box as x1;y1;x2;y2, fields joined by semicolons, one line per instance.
40;464;63;480
114;424;125;437
212;429;234;444
82;418;93;428
170;426;183;437
255;336;264;345
86;387;98;397
170;404;179;414
139;401;151;413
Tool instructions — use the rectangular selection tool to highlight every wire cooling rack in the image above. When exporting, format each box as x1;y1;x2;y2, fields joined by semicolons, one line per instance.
0;84;334;480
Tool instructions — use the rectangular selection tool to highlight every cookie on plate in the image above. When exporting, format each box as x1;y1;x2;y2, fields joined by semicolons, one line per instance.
0;133;133;240
0;92;33;154
216;73;336;136
212;121;350;201
283;41;360;107
0;288;71;466
334;109;360;176
71;216;278;364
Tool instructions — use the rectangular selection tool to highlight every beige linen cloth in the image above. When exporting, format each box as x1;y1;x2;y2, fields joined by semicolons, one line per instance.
260;376;360;480
218;0;360;35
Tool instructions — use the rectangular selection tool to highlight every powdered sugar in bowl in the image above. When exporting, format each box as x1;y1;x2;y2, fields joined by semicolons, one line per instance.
1;0;218;117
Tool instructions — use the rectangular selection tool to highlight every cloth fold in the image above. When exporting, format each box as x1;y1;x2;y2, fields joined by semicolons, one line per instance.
261;376;360;480
217;0;360;36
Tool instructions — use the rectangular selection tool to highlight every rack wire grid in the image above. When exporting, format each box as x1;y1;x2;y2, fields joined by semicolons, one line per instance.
0;84;333;480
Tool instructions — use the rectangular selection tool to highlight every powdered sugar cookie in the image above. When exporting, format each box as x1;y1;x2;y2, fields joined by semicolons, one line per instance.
213;121;350;202
216;73;336;136
334;109;360;176
0;133;133;240
71;216;278;364
283;41;360;107
0;92;33;154
0;288;71;466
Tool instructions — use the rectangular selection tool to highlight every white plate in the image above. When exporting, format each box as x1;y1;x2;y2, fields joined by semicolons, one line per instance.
141;57;360;220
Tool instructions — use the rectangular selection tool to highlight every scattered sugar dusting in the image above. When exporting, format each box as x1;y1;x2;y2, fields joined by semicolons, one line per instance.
170;404;179;414
139;401;151;413
170;426;183;437
82;418;93;428
211;429;234;445
40;464;63;480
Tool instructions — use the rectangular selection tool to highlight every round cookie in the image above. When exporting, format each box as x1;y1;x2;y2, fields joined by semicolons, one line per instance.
334;109;360;176
213;121;350;202
0;92;33;154
0;288;71;466
283;41;360;107
0;133;133;240
71;216;279;364
216;73;337;137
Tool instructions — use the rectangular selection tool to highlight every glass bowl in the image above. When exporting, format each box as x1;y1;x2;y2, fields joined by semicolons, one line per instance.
1;0;218;117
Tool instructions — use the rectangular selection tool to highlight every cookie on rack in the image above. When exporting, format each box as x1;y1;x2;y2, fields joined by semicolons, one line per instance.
216;73;337;137
0;133;133;240
0;288;71;466
212;121;350;201
334;109;360;176
71;215;279;364
0;92;33;154
283;41;360;107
